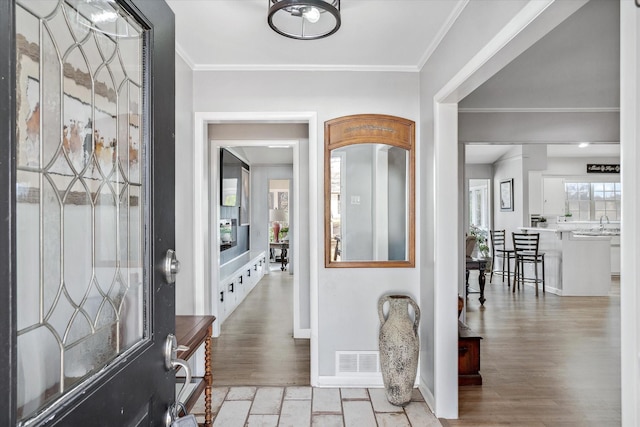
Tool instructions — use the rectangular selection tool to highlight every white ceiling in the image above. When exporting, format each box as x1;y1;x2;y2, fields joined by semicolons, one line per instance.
465;144;620;165
166;0;464;71
232;145;294;165
169;1;620;166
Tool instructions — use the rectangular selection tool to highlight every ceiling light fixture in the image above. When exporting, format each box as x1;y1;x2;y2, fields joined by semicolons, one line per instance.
578;142;590;148
268;0;341;40
68;0;137;38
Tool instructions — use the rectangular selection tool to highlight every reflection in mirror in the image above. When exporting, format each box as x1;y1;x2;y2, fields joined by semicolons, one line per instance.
325;114;415;268
330;144;408;262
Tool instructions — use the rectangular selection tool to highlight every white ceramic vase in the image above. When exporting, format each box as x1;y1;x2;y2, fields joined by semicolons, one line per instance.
378;294;420;406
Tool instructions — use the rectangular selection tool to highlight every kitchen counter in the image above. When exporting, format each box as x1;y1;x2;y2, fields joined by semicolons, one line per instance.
517;226;612;296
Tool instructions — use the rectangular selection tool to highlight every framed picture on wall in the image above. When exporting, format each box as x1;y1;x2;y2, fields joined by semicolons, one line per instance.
500;179;514;212
240;167;250;225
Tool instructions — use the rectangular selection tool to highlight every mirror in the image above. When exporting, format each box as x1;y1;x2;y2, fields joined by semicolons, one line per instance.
325;114;415;267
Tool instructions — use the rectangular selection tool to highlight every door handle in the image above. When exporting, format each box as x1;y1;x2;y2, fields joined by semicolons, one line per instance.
163;249;181;284
164;334;191;403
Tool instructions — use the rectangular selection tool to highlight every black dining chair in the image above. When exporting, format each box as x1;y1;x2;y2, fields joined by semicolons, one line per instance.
512;232;545;296
489;230;515;287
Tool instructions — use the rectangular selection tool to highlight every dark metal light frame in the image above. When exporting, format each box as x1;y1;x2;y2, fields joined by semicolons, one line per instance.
268;0;341;40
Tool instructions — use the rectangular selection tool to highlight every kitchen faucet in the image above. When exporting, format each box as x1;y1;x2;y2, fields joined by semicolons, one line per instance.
599;215;610;230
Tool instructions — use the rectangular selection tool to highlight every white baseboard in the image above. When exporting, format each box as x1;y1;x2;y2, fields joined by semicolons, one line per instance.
317;374;424;389
520;281;562;295
418;377;437;415
317;375;384;387
294;328;311;339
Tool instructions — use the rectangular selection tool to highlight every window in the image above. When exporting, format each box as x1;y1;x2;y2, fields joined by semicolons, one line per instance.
468;179;490;230
565;182;621;221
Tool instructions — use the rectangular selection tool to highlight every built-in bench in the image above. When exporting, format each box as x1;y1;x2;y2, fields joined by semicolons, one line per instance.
217;250;266;330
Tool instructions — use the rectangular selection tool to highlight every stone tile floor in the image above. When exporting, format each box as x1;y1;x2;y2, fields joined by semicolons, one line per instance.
191;386;441;427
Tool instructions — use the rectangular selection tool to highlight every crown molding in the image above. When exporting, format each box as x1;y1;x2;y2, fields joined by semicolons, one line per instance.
191;63;419;73
458;107;620;113
418;0;469;71
175;42;196;70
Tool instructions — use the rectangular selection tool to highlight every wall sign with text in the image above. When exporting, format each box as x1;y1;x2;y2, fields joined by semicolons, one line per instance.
587;164;620;174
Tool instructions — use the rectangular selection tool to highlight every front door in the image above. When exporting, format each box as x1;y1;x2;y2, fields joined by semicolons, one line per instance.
1;0;177;425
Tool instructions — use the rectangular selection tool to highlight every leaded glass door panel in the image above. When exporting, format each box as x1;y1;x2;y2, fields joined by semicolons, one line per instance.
4;0;176;425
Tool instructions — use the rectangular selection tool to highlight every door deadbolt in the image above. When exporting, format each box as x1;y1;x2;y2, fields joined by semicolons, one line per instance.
163;249;181;284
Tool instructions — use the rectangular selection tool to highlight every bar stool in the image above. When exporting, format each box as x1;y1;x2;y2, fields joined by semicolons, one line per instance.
512;232;545;296
489;230;515;287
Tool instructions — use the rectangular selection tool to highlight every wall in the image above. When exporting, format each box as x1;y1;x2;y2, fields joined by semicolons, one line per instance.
175;53;194;315
193;70;420;379
493;147;526;238
528;155;620;218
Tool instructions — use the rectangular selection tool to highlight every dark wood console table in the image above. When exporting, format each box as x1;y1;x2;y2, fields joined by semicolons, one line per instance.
269;241;289;271
465;256;487;305
175;315;216;427
458;321;482;386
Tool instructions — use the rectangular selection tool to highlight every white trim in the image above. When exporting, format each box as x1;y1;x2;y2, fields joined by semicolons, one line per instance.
417;0;470;70
175;42;196;70
458;107;620;113
433;102;460;419
308;114;320;386
317;376;384;387
431;0;591;419
193;111;319;383
317;376;422;388
294;328;311;339
292;141;302;338
192;63;419;73
193;113;210;318
418;377;437;415
619;2;639;425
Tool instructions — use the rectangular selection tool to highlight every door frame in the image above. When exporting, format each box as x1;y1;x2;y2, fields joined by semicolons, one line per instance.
431;0;595;418
211;139;303;337
193;111;319;384
1;1;17;424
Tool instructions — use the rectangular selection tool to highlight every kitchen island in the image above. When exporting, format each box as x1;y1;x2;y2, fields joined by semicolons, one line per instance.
518;225;613;296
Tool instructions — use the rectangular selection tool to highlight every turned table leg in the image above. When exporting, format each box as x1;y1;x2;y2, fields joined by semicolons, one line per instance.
478;268;486;306
204;326;213;427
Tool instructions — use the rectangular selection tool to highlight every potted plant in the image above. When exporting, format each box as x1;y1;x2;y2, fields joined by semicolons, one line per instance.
279;227;289;241
538;216;548;228
468;225;490;258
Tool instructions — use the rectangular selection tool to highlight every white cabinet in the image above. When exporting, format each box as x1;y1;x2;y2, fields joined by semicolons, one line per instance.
217;251;266;327
610;235;620;275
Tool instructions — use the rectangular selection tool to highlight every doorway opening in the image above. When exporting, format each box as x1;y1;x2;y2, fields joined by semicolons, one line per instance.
192;112;318;385
268;179;290;272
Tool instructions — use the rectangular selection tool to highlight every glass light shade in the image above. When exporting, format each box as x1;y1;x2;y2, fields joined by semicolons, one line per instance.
268;0;340;40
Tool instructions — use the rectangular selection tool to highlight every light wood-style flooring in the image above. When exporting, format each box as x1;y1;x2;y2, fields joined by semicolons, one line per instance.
211;266;620;425
442;274;621;426
211;266;310;386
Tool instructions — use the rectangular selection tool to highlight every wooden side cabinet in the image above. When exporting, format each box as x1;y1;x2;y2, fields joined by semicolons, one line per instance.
458;321;482;386
175;315;216;426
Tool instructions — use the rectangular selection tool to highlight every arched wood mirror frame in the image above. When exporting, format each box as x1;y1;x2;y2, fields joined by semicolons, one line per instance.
324;114;415;268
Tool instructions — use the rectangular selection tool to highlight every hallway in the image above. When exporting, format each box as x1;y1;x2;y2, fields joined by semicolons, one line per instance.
211;266;310;386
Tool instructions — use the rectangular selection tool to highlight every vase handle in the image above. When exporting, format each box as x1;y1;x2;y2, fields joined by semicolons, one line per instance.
408;298;421;336
378;296;389;326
